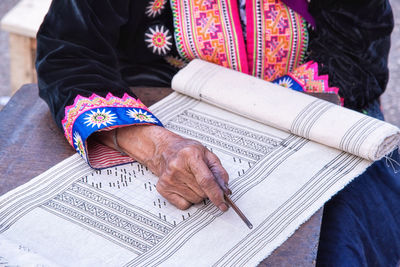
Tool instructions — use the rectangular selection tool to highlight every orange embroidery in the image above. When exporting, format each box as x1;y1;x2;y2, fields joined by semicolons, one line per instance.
247;0;308;81
289;61;339;95
171;0;249;73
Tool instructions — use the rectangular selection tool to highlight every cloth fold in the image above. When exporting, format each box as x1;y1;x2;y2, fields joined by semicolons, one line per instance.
172;60;400;161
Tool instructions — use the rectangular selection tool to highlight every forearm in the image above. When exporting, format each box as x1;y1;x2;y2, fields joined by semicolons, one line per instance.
93;125;165;174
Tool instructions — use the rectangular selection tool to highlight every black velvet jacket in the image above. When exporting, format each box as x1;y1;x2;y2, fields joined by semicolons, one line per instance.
36;0;394;130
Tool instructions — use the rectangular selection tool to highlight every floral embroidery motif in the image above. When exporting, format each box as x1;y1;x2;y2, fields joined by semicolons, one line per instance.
170;0;249;73
164;55;188;69
127;109;158;123
276;76;294;89
273;75;307;92
84;109;117;128
145;25;172;56
73;131;86;159
146;0;166;18
62;93;149;146
247;0;309;81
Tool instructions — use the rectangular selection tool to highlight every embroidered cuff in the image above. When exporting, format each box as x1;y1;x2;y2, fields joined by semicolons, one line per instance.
62;93;163;169
273;61;343;105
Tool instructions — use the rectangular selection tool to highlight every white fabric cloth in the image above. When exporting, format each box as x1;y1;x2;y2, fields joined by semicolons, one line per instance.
172;59;400;161
1;60;399;266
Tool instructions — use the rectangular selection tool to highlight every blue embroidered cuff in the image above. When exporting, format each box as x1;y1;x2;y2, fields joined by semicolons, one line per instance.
62;93;163;169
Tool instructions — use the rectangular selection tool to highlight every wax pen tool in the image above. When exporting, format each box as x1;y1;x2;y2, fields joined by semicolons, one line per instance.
223;188;253;229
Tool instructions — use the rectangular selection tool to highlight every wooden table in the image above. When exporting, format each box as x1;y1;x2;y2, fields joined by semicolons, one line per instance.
0;84;323;266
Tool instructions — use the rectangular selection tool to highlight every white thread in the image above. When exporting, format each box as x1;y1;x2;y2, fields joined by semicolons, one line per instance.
384;149;400;173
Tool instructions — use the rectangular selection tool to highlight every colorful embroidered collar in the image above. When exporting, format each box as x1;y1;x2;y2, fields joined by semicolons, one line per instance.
170;0;309;81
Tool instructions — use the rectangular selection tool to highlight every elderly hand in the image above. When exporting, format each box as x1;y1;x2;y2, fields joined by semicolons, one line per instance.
98;125;230;211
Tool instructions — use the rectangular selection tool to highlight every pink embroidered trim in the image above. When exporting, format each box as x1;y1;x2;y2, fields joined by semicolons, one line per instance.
62;93;148;146
289;61;340;95
170;0;249;73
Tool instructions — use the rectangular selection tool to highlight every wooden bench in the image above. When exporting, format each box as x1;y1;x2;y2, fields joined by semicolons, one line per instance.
1;0;51;94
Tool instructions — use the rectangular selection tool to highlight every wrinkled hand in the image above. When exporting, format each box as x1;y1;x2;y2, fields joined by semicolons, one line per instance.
99;125;229;211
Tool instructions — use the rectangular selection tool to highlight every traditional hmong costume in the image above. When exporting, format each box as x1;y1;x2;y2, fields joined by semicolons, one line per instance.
36;0;400;264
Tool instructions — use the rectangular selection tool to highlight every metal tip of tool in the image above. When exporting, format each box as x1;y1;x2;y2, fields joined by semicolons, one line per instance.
240;213;253;229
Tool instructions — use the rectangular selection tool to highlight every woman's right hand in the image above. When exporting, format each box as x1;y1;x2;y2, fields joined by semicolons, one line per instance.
99;125;230;211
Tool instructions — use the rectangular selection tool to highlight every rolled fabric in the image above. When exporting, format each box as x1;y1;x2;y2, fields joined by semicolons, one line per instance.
172;59;400;161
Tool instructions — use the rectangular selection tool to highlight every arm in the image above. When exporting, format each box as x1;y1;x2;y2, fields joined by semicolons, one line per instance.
36;0;229;211
36;0;161;168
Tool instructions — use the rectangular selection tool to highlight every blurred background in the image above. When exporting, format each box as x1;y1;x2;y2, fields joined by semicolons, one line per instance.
0;0;399;128
0;0;19;108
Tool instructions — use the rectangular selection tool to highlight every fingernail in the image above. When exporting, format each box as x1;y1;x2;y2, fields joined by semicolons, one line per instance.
218;203;229;212
222;184;231;195
226;188;232;195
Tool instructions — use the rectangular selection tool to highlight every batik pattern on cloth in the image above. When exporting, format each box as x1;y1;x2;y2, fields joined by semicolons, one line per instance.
170;0;249;73
246;0;308;81
62;93;163;169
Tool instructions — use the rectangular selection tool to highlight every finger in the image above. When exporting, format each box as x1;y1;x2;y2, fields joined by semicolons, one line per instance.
165;193;192;210
156;183;192;210
189;160;228;212
168;154;207;199
184;178;207;199
174;184;204;204
158;179;203;205
206;151;230;192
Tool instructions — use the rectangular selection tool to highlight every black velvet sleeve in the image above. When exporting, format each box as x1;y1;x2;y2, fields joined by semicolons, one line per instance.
36;0;134;129
307;0;394;110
